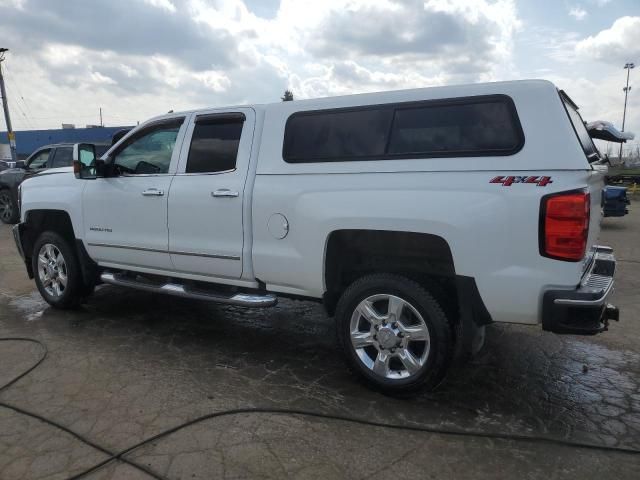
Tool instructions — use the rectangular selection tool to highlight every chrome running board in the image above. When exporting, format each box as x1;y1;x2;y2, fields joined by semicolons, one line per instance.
100;272;277;308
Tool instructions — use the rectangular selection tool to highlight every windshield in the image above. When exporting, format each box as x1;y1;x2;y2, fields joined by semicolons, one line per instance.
561;94;601;162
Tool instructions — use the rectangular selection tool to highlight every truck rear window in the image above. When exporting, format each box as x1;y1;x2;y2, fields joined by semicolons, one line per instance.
561;94;600;162
283;95;524;163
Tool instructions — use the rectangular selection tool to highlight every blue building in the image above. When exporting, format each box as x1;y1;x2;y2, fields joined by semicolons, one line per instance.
0;126;133;159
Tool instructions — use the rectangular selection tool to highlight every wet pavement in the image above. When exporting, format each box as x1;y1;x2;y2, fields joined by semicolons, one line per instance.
1;208;639;479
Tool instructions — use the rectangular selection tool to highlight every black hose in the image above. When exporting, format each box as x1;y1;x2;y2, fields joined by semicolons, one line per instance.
0;338;164;480
66;405;640;479
1;336;639;480
0;401;165;480
0;337;47;394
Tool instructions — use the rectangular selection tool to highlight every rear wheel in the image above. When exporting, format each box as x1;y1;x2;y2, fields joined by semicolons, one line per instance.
32;231;84;309
336;274;453;393
0;189;18;224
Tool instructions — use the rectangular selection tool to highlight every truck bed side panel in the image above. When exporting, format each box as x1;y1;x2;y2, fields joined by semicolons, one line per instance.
252;170;589;325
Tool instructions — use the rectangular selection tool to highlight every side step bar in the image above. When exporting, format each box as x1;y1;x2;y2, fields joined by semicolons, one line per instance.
100;272;277;308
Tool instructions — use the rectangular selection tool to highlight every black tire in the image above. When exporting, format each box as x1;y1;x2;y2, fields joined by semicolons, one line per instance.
336;273;453;393
32;231;84;309
0;189;19;224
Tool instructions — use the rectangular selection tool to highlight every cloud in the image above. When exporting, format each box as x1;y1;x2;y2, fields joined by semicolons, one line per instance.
308;0;519;81
547;71;640;157
287;60;447;99
313;5;489;58
575;16;640;64
569;7;587;21
1;0;633;153
0;0;240;71
144;0;176;12
0;0;522;131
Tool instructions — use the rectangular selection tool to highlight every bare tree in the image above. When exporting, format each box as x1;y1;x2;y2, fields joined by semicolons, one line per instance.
281;90;294;102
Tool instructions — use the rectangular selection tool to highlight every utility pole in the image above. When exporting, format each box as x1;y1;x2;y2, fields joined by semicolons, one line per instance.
99;107;103;127
619;62;635;162
0;48;17;163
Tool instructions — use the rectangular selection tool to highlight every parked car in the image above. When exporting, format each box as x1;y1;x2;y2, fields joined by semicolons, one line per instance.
602;186;630;217
0;143;108;224
14;80;619;393
0;159;24;172
0;160;12;172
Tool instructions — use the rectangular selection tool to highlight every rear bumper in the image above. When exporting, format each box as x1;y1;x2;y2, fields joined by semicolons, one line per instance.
542;246;618;335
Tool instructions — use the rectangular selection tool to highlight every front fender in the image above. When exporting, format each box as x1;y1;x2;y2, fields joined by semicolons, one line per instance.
20;172;85;238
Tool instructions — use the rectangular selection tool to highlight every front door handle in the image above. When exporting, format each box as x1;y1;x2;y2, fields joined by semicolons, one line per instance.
141;188;164;196
212;189;239;198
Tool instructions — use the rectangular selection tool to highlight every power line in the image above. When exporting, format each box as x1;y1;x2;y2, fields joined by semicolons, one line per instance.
0;60;137;129
3;60;37;123
1;62;35;129
3;81;35;130
1;63;37;130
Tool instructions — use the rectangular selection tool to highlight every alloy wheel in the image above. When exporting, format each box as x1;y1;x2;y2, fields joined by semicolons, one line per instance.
0;192;13;222
349;294;431;380
37;243;68;298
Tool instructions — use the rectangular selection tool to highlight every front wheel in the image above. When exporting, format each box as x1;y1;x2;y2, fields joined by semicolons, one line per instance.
32;231;84;309
336;274;453;393
0;189;19;224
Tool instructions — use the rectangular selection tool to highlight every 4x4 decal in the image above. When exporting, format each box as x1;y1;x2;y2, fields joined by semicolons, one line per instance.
490;175;553;187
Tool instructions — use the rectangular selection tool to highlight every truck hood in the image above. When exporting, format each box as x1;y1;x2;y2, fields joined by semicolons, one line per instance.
37;167;74;176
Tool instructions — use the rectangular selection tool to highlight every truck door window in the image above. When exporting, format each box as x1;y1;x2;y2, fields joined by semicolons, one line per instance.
186;119;243;173
27;149;51;169
51;147;73;167
112;122;182;175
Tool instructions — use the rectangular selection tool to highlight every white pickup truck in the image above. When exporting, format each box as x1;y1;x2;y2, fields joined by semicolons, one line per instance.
13;80;620;392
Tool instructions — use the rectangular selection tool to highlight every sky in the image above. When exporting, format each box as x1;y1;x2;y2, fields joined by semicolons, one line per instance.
0;0;639;154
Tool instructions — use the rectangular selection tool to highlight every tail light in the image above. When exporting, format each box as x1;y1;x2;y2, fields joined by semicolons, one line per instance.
540;191;590;261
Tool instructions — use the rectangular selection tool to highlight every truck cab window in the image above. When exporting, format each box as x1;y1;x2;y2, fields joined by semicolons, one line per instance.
51;147;73;167
113;124;181;175
27;149;51;169
186;120;243;173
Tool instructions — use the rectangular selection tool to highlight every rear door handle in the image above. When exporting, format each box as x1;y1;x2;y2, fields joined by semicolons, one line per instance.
141;188;164;196
212;189;239;198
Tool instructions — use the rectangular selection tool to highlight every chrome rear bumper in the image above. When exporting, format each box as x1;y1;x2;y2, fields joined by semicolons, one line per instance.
542;246;618;335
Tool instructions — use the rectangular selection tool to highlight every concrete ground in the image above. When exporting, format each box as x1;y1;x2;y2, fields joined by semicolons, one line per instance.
0;209;639;480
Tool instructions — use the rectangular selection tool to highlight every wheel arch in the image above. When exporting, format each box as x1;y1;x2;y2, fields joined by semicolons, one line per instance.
323;229;491;362
20;209;98;285
323;229;456;308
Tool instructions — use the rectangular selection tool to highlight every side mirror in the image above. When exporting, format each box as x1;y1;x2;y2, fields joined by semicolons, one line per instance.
15;160;26;169
73;143;97;179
